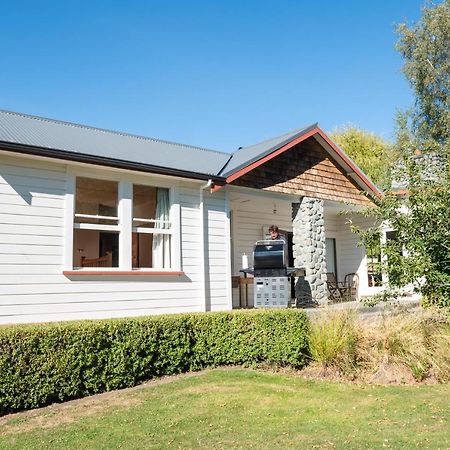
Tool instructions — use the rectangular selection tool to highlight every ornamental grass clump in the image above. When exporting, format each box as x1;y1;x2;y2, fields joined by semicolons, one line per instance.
308;312;361;374
362;314;432;381
308;310;450;383
421;318;450;383
360;313;449;382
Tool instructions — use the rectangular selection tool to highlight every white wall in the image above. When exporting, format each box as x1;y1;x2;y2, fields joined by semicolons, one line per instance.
204;189;231;311
0;152;231;324
230;195;293;307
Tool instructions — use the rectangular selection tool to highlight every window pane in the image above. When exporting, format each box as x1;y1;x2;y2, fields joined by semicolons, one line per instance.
132;232;171;268
132;185;172;268
366;232;382;287
75;177;118;224
73;229;119;267
133;185;157;228
325;238;336;276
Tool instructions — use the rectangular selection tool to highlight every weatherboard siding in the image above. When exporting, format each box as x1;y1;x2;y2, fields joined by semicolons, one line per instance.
0;153;231;324
204;189;231;311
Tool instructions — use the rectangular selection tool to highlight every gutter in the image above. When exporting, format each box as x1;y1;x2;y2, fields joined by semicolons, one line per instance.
199;179;213;311
0;141;226;184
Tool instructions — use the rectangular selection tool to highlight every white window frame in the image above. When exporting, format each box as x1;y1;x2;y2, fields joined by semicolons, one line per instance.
64;169;181;272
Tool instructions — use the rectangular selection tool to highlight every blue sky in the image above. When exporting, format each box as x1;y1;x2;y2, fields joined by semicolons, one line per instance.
1;0;425;152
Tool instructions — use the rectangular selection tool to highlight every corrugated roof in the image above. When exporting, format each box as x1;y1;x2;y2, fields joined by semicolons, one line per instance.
0;110;230;177
219;123;318;177
0;111;379;197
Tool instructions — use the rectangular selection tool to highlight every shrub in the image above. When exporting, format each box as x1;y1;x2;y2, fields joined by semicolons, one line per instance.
0;309;309;415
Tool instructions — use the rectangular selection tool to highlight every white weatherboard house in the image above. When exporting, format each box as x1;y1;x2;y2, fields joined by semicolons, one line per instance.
0;111;382;324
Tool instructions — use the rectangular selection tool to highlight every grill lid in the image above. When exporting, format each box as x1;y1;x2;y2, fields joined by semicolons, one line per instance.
253;239;287;269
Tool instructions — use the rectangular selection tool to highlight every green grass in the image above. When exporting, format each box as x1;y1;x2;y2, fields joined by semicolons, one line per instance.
1;369;449;449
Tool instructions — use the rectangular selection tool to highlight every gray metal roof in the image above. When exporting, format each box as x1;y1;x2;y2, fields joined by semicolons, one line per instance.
0;110;230;177
0;110;324;183
219;123;318;177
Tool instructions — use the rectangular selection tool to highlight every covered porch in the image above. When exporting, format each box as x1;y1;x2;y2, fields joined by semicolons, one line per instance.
229;188;378;308
217;128;383;309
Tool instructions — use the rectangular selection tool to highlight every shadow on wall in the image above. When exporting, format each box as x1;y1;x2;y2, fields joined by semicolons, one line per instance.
295;276;319;308
1;170;65;206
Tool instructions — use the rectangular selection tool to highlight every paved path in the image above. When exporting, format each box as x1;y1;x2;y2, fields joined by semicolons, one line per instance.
304;296;421;320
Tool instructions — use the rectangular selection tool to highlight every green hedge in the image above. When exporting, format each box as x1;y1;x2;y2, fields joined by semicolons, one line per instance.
0;309;309;415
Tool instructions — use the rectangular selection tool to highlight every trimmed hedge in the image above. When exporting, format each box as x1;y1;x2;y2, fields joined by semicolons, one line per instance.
0;309;309;415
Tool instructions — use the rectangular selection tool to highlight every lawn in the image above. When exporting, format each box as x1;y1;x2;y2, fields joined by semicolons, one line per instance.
0;369;449;449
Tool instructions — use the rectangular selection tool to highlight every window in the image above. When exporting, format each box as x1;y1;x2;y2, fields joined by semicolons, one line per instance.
73;178;119;268
71;176;174;270
325;238;337;277
385;230;402;282
132;185;171;269
366;232;382;287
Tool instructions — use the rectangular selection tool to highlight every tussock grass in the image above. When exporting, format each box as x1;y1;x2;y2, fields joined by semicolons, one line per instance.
309;310;450;383
308;312;361;373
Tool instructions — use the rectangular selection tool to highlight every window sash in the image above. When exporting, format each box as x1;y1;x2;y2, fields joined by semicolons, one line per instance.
75;213;119;222
74;223;120;232
132;217;171;225
132;227;172;235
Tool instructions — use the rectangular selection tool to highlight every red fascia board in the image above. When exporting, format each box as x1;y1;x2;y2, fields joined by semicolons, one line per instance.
222;126;382;199
225;127;319;184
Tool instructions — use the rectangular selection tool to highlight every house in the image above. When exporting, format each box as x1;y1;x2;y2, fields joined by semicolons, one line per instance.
0;110;382;324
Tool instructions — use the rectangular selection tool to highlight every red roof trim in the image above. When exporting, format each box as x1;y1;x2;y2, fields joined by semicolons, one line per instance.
225;127;318;183
222;126;382;199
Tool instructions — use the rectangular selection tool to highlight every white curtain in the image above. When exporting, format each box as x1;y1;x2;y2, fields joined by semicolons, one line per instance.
152;188;171;269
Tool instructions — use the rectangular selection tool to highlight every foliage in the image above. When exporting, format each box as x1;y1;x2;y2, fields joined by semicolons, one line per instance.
353;1;450;307
396;0;450;151
330;125;394;190
363;312;450;382
354;117;450;307
0;309;309;415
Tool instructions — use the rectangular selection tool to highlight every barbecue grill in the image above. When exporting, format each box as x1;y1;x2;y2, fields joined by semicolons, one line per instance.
241;239;300;308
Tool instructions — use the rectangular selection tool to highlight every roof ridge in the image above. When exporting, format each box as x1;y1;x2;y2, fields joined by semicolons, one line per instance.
237;123;318;150
0;109;229;156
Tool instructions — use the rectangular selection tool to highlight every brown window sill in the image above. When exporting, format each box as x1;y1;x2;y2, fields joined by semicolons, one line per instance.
63;270;185;276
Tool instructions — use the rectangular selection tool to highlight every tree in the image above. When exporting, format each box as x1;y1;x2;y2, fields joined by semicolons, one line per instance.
356;1;450;308
396;0;450;152
330;125;393;190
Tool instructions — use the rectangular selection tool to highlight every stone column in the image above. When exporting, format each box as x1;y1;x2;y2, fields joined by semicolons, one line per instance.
292;197;328;306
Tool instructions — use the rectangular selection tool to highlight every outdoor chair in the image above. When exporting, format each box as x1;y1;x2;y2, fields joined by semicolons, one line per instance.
343;272;359;302
326;272;359;303
326;272;344;303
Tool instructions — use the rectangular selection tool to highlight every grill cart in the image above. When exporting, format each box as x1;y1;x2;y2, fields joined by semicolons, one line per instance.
240;239;301;308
